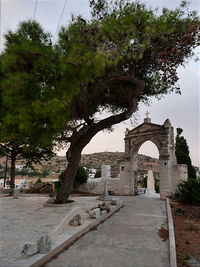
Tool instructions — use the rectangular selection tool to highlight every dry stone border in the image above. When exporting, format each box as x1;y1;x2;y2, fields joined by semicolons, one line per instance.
22;242;39;256
21;196;123;265
69;214;85;226
89;208;101;219
111;197;122;205
30;201;124;267
38;233;51;254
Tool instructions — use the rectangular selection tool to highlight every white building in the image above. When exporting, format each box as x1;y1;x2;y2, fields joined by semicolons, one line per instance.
88;168;97;179
15;165;24;171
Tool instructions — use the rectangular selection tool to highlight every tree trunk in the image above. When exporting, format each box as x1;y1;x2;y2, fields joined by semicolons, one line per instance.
55;102;137;204
3;156;8;187
55;148;81;204
9;154;16;196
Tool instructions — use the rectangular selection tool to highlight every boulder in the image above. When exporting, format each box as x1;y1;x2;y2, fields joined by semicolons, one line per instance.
21;242;38;256
69;214;84;226
111;198;122;205
38;233;51;254
102;201;112;206
98;204;110;213
89;208;101;219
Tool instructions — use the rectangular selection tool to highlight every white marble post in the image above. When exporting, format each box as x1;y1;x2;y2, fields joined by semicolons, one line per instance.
97;165;112;201
101;165;111;178
147;170;155;193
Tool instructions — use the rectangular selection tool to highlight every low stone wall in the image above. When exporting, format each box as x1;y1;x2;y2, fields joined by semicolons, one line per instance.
172;164;188;192
107;178;120;195
77;178;120;195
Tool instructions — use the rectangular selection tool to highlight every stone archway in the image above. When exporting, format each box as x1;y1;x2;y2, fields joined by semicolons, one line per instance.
119;116;188;199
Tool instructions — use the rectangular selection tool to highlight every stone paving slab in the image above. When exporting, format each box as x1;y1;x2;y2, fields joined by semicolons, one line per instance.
0;194;170;267
0;194;101;267
45;195;169;267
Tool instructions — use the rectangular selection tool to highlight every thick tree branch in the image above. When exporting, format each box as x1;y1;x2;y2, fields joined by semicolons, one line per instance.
107;73;145;99
67;76;145;161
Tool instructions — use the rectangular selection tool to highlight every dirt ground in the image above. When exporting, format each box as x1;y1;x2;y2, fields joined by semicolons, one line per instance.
170;200;200;267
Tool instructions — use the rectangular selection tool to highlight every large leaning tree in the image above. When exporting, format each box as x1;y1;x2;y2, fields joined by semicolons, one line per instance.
0;21;71;192
54;0;200;203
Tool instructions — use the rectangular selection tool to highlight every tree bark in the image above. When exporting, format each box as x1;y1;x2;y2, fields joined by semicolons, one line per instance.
55;102;137;203
55;75;145;204
9;154;16;196
54;149;81;203
3;156;8;187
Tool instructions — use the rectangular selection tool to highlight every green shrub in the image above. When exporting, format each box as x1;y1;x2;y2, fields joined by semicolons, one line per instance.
59;166;88;190
74;166;88;189
155;178;160;193
94;169;101;178
175;178;200;206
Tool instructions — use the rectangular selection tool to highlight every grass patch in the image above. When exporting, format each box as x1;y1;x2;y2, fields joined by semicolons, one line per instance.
184;254;190;260
185;224;199;232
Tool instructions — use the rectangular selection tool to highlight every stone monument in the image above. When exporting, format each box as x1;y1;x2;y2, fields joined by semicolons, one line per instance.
119;113;188;199
147;170;155;193
101;165;111;178
97;165;112;201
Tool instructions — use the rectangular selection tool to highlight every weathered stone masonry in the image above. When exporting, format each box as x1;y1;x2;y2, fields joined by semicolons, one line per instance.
119;117;188;199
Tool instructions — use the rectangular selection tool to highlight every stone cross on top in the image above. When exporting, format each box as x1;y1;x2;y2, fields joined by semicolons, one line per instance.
145;111;150;118
144;111;151;123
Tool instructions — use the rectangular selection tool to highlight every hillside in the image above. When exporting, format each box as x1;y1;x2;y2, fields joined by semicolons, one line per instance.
80;152;159;178
0;152;159;179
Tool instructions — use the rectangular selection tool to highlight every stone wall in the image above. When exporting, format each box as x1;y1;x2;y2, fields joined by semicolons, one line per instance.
77;177;120;195
107;178;120;195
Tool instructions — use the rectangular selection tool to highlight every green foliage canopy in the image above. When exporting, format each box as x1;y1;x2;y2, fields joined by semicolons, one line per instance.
0;21;73;188
57;0;200;125
175;128;196;178
0;21;71;150
54;0;200;203
94;169;101;178
175;178;200;206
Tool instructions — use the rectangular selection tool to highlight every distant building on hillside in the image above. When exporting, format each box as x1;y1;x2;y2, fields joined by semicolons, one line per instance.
15;165;24;171
88;168;97;178
2;177;27;189
15;177;26;188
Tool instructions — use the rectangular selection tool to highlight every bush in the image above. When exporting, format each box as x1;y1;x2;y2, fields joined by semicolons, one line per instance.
59;166;88;190
175;178;200;206
74;166;88;189
35;178;42;184
94;169;101;178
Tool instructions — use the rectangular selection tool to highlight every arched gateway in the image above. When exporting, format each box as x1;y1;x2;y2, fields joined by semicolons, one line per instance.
119;116;188;199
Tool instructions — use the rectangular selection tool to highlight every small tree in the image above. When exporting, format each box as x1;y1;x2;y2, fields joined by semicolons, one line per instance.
0;21;71;192
175;128;196;178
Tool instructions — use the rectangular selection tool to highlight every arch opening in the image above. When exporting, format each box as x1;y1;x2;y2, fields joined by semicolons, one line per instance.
138;141;159;159
134;141;160;194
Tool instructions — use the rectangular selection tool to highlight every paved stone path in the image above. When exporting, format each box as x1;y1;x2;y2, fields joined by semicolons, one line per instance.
45;195;169;267
0;194;100;267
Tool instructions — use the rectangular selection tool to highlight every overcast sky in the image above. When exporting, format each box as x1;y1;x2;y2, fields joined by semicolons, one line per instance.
1;0;200;167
